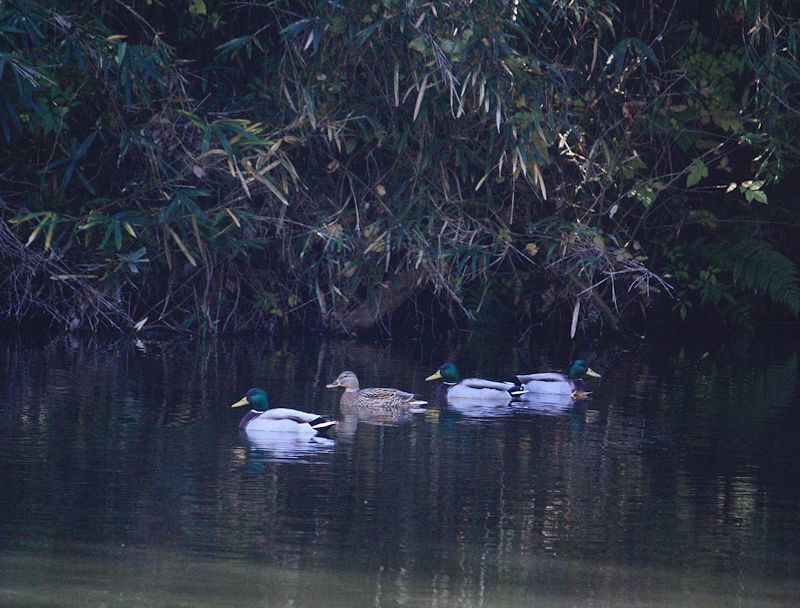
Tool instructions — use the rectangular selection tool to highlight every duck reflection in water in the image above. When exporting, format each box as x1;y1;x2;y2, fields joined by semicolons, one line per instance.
335;402;422;440
512;391;579;416
241;429;335;462
438;396;516;418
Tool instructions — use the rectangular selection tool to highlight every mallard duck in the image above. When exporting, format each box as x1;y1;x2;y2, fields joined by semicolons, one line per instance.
516;359;601;397
230;388;337;435
325;371;428;410
425;362;517;402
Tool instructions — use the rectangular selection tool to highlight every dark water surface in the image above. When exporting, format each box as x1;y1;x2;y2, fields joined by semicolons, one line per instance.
1;333;799;607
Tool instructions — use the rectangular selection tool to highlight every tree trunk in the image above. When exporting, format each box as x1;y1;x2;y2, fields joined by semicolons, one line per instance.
337;269;422;334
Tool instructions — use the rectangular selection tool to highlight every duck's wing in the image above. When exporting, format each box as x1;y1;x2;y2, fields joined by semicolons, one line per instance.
516;372;569;383
261;407;326;424
358;387;427;405
358;387;409;400
462;377;516;391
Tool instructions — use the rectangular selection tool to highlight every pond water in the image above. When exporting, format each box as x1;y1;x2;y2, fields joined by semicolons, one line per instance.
0;331;799;607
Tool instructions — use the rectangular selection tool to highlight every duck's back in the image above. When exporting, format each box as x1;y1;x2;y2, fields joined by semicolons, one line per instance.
341;387;421;409
516;372;568;383
447;378;513;401
243;408;325;433
516;373;574;395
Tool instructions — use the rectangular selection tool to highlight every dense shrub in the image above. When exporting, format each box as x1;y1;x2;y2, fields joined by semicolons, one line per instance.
1;1;799;335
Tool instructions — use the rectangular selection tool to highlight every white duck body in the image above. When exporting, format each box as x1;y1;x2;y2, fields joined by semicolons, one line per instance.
239;408;336;434
445;378;516;401
515;373;578;395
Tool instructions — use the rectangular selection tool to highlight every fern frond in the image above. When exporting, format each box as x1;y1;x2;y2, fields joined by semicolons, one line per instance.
722;239;800;316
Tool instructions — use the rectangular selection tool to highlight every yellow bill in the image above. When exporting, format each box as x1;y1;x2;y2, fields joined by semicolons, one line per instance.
230;396;250;408
425;370;443;381
585;368;601;378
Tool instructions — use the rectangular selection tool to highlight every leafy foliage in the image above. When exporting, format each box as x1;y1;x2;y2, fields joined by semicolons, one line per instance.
1;0;799;334
664;236;800;325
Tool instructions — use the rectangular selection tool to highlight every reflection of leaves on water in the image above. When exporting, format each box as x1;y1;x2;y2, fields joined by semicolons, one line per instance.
693;353;797;419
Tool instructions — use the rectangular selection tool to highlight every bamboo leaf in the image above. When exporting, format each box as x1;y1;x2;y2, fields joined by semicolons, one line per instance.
26;224;42;247
191;214;208;264
162;227;173;271
474;169;491;191
533;163;547;199
413;73;429;122
242;159;289;205
44;220;55;250
226;208;241;227
393;63;399;107
570;299;580;339
168;227;197;266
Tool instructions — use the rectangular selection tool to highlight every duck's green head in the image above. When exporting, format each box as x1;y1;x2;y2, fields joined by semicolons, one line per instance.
230;387;271;411
426;362;461;383
569;360;601;379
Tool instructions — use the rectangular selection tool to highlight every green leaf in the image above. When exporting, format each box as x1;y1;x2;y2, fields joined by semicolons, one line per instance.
750;190;768;203
116;42;127;65
188;0;207;16
215;36;253;56
281;19;311;39
634;183;657;207
686;160;708;187
711;110;743;132
409;36;427;53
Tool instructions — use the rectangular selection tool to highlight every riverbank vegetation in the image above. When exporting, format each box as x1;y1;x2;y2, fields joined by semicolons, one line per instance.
2;0;799;335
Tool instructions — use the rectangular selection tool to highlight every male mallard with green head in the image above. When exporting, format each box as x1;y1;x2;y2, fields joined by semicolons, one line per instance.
516;359;601;397
425;362;518;402
230;388;336;434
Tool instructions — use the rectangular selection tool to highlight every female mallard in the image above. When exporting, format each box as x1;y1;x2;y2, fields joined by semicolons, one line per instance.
230;388;337;434
325;371;427;410
425;362;517;402
516;359;601;397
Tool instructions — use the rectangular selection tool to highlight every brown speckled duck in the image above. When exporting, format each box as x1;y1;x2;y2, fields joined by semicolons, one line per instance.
325;371;427;411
